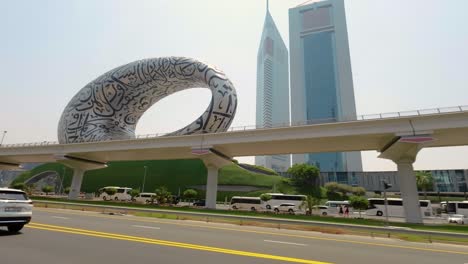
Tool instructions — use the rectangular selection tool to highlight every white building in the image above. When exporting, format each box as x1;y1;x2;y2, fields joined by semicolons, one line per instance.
289;0;362;172
255;1;291;172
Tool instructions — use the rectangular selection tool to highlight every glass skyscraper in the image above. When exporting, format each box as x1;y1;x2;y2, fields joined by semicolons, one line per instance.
255;2;291;172
289;0;362;172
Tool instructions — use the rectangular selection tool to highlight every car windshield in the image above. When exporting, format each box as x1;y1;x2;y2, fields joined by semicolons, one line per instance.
0;191;28;200
450;215;463;218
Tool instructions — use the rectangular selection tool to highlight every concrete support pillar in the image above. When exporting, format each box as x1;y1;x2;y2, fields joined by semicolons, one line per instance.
205;165;219;209
68;168;84;200
396;159;423;223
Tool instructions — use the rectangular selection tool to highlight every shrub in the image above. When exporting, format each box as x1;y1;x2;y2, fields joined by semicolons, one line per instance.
259;193;272;202
41;185;53;195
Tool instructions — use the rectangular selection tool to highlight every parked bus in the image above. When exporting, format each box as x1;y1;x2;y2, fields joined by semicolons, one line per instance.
262;193;306;210
367;198;433;218
445;201;468;217
230;196;262;211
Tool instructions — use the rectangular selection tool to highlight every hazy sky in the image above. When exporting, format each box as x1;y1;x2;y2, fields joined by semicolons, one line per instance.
1;0;468;171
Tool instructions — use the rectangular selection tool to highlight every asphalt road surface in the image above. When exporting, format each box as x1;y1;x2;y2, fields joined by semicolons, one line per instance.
1;208;467;264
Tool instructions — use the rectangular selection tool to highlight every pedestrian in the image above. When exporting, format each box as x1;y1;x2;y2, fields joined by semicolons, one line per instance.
339;205;344;216
344;205;349;217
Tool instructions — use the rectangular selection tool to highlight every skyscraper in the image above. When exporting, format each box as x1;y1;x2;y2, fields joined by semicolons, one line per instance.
289;0;362;172
255;1;291;172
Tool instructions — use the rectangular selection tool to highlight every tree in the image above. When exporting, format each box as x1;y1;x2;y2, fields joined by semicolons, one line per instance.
155;186;172;205
287;163;320;187
104;188;117;196
259;193;272;202
183;189;198;205
11;182;26;191
64;187;71;195
129;189;140;200
337;183;352;199
416;171;433;199
324;182;343;200
299;195;321;215
351;186;366;196
42;185;53;195
324;182;359;200
349;195;369;218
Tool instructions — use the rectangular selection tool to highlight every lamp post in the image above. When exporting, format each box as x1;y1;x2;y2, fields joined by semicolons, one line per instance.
142;166;147;192
0;131;7;146
381;179;392;226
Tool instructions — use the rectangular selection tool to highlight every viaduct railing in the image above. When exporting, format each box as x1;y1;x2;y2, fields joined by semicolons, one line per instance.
2;105;468;148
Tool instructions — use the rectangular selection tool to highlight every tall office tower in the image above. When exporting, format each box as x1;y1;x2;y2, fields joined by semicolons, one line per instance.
289;0;362;172
255;1;291;172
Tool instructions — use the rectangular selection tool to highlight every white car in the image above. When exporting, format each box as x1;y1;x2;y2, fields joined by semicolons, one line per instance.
448;214;467;224
0;188;33;233
312;205;330;216
273;203;297;214
132;192;157;204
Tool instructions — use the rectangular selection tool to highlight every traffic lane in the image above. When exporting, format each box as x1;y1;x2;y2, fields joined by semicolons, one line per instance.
29;210;333;264
30;208;468;264
0;228;288;264
32;208;468;254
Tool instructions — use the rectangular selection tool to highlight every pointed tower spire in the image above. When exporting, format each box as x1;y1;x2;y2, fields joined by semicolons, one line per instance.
266;0;269;13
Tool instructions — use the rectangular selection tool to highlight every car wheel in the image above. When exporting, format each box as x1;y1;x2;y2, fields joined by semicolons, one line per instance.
251;207;256;212
103;196;108;201
232;205;238;210
288;209;294;215
376;211;383;216
114;197;119;201
274;208;279;213
266;205;271;210
7;224;24;233
322;212;327;216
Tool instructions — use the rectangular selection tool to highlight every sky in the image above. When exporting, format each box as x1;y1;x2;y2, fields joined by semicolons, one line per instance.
1;0;468;171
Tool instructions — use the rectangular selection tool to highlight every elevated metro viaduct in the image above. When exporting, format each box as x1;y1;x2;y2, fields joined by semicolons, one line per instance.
2;110;468;223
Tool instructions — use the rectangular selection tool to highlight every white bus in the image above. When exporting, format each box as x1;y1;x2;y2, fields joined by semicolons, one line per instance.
262;193;306;210
98;186;132;201
230;196;263;211
324;200;352;215
367;198;433;218
445;201;468;217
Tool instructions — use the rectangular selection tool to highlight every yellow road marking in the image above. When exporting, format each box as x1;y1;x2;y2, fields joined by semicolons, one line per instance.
33;207;468;255
27;223;330;264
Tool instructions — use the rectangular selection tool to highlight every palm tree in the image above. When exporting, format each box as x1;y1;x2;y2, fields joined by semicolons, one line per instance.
416;171;433;199
300;195;320;215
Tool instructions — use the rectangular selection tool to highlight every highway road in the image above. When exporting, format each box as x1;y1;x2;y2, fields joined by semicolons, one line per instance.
1;208;467;264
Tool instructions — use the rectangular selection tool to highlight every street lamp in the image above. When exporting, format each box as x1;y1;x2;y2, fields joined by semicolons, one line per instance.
142;166;148;192
381;179;392;226
0;131;7;146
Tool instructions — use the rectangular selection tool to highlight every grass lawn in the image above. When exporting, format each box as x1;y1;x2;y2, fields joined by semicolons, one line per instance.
14;161;284;200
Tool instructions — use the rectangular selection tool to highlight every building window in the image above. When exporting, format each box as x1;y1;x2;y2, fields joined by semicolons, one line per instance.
302;6;331;31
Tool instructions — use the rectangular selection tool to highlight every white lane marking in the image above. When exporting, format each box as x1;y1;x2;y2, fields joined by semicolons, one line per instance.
264;240;307;246
132;225;161;230
52;216;69;220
